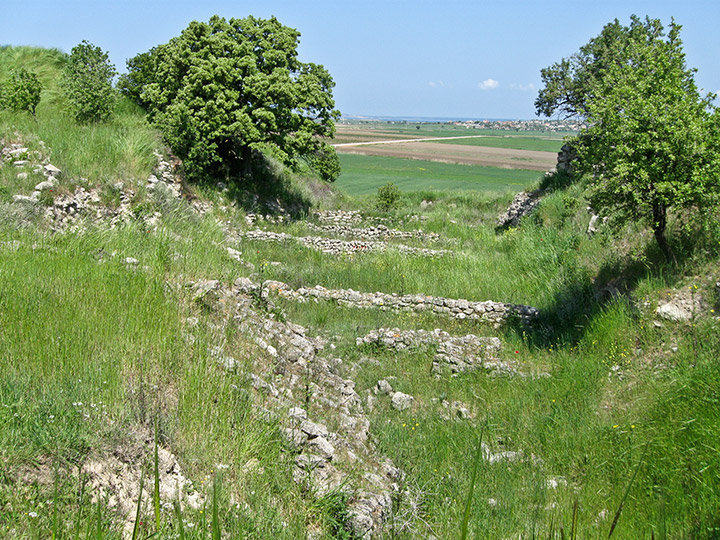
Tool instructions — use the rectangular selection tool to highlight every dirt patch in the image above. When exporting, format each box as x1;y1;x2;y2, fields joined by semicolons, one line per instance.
82;427;203;538
336;141;556;171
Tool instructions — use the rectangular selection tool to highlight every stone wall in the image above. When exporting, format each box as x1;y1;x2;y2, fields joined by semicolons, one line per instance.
189;279;401;538
239;229;451;257
357;328;512;375
307;223;440;242
258;279;539;327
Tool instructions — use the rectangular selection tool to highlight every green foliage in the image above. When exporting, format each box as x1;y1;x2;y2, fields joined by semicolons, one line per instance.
123;15;340;181
1;67;42;115
565;17;720;262
62;40;117;123
306;145;341;182
535;16;664;118
375;181;401;211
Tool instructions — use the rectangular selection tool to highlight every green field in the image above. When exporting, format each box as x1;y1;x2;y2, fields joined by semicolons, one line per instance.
336;154;541;196
432;135;566;153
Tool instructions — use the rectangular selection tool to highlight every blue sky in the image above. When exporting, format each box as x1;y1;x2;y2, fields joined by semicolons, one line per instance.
3;0;719;119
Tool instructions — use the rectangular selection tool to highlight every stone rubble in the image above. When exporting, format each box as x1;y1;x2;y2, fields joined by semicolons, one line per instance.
238;229;451;258
189;279;402;539
1;140;209;231
262;279;539;327
82;432;203;538
357;327;509;375
656;285;709;322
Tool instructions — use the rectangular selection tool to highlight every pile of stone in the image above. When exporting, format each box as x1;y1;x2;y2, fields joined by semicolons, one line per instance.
556;143;577;174
496;189;544;229
262;279;539;327
307;223;440;242
357;328;510;375
239;229;451;258
191;278;402;538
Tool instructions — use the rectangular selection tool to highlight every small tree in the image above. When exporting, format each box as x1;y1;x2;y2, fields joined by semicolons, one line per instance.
1;68;42;115
62;40;117;123
538;16;720;263
376;182;401;212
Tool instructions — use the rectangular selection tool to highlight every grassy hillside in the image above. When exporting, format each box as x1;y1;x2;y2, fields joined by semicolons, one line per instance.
2;46;720;540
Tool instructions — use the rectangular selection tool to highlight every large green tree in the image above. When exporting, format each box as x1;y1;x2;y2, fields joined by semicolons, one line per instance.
537;16;720;262
120;15;340;181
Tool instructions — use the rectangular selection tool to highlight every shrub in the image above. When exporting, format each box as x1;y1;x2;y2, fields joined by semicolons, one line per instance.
1;68;42;115
62;40;117;123
306;146;341;182
376;182;401;211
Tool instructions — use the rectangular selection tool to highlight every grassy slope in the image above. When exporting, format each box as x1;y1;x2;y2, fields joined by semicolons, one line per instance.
2;47;720;540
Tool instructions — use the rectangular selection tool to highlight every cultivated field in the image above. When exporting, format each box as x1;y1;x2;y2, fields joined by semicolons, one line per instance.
333;123;564;194
337;140;556;171
336;154;540;195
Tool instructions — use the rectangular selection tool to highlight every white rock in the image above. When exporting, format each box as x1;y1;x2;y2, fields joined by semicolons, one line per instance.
656;302;691;322
375;379;393;395
391;392;413;411
34;180;55;191
44;164;61;176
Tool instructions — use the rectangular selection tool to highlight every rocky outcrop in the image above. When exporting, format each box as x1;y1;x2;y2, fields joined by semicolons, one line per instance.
357;328;509;375
496;189;544;229
556;143;577;173
261;279;539;327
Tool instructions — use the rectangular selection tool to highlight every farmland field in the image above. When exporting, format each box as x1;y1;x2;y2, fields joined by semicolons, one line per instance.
336;153;540;195
337;141;557;171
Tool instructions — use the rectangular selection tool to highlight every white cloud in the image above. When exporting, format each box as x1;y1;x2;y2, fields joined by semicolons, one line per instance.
428;80;445;88
508;83;536;91
478;78;499;90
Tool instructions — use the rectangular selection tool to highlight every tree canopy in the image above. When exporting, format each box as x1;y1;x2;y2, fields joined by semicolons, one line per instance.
120;15;341;182
536;16;673;119
536;16;720;262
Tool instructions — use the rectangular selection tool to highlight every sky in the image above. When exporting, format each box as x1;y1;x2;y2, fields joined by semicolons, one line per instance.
3;0;720;119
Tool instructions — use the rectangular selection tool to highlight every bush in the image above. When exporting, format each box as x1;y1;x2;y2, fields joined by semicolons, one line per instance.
376;182;401;211
307;146;341;182
1;68;42;115
62;40;116;123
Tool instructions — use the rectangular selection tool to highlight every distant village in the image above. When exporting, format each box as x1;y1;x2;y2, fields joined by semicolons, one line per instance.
452;118;585;132
341;117;584;132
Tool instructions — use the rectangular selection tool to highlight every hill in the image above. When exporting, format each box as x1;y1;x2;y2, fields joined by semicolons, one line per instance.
2;46;720;540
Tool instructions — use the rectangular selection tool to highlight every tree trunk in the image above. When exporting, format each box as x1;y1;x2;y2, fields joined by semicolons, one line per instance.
652;200;676;264
240;145;253;179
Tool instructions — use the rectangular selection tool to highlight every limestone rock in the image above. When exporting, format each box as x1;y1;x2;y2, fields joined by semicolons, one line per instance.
391;392;413;411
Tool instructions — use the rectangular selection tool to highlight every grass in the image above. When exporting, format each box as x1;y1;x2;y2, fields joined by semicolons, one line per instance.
0;46;157;185
336;153;540;195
